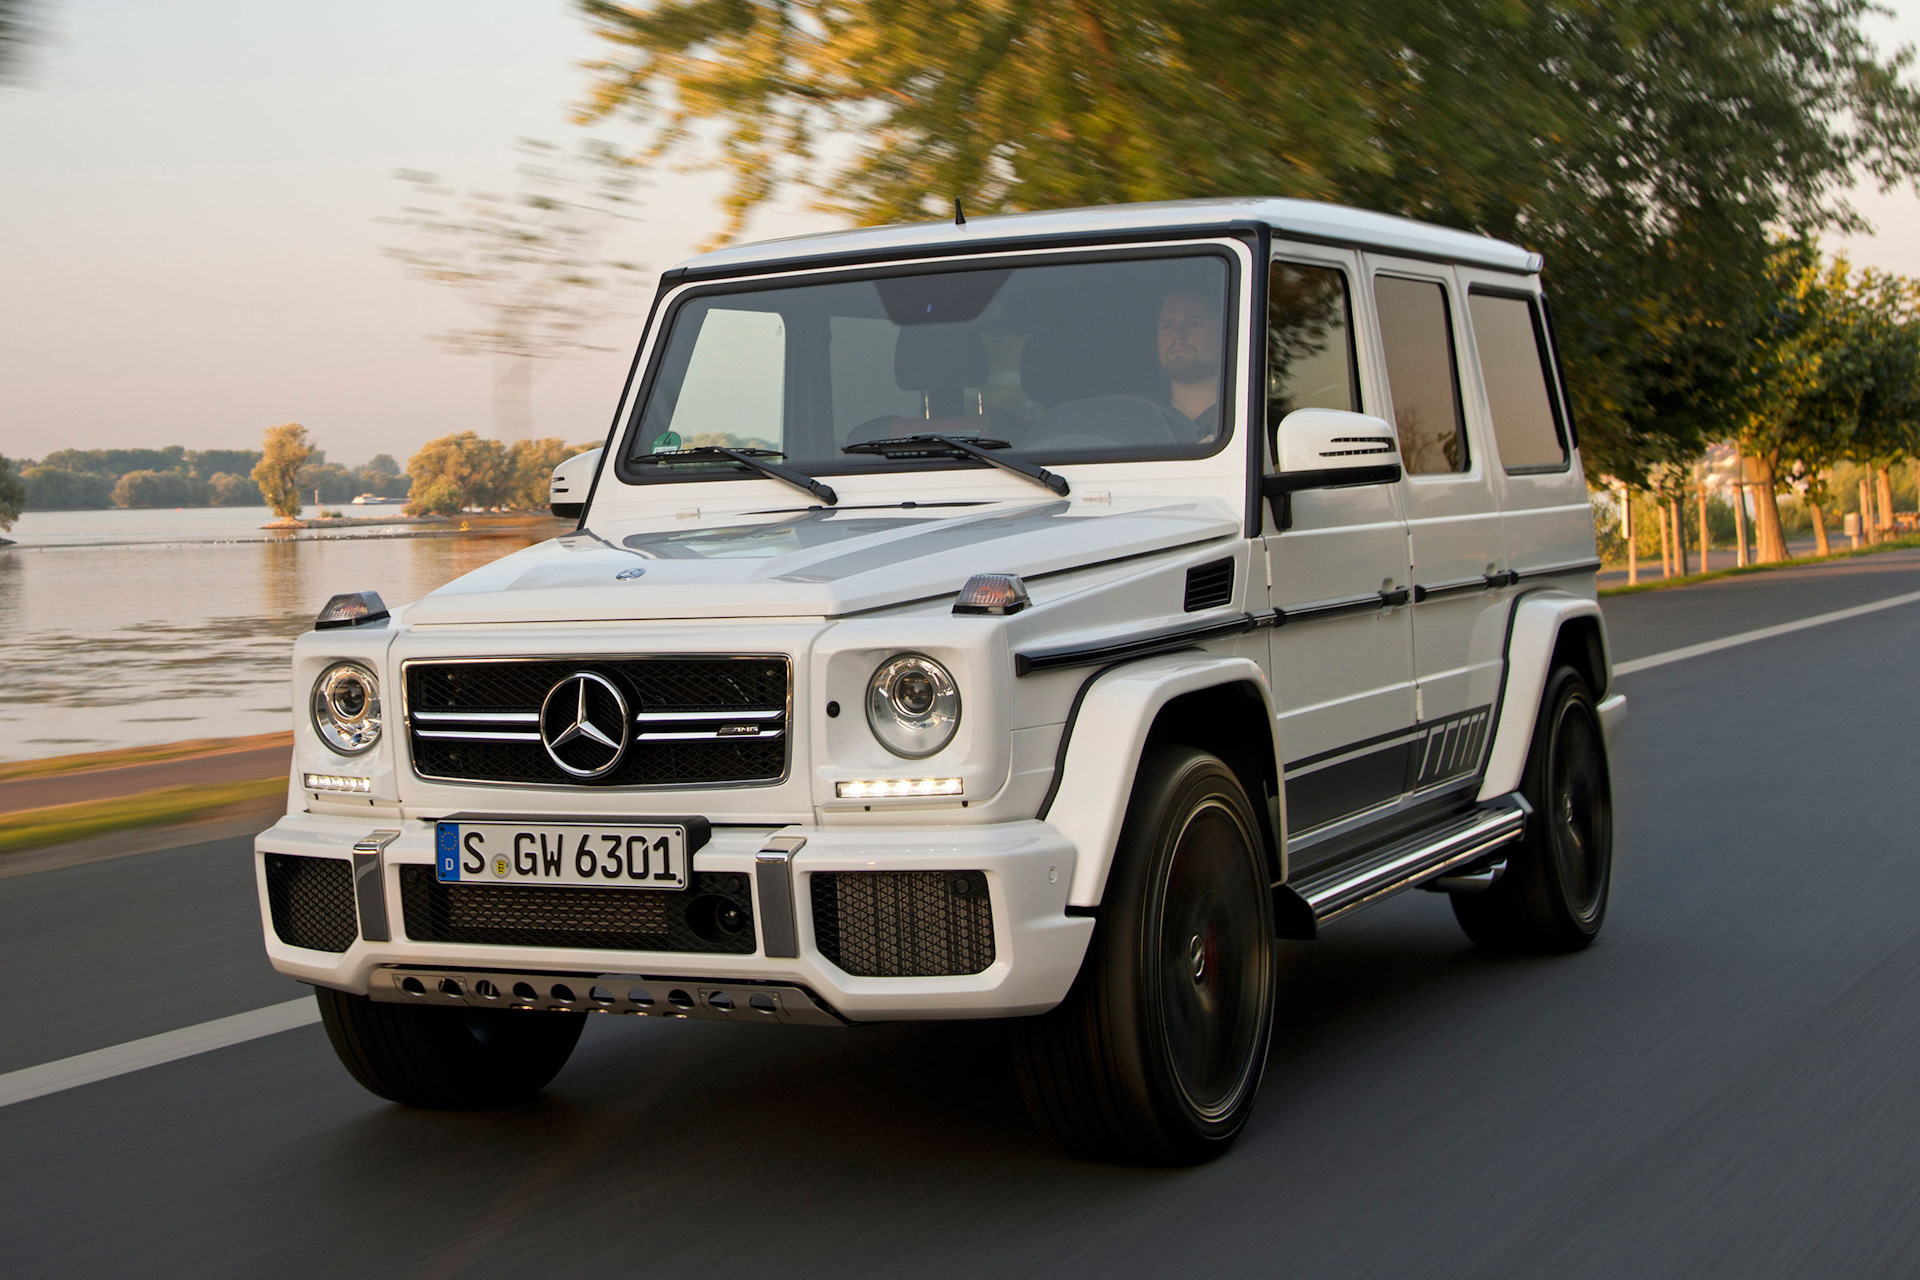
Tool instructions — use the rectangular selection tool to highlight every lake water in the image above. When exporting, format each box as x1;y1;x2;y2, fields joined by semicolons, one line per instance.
0;506;559;761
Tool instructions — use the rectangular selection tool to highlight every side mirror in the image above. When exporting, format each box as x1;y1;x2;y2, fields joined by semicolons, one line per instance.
549;447;604;520
1262;409;1402;529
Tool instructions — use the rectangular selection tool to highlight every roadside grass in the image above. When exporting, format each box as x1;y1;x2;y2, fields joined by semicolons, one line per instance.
0;777;286;855
1600;533;1920;597
0;732;292;784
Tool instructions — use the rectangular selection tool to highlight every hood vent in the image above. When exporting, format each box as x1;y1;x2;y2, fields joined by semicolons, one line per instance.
1184;558;1235;612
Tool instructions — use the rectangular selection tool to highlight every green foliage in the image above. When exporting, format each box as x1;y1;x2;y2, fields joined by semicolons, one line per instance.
110;469;205;508
363;453;400;478
577;0;1920;485
405;432;511;514
207;472;261;506
252;423;318;519
505;437;594;510
20;466;114;509
0;454;23;531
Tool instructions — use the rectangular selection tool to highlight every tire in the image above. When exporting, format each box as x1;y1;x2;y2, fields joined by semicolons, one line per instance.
1452;665;1613;953
1016;746;1276;1164
314;986;586;1109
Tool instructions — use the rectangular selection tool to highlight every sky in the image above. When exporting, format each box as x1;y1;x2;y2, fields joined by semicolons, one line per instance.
3;0;1920;468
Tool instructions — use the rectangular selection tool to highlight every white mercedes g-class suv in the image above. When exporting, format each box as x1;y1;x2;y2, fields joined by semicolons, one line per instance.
258;197;1623;1164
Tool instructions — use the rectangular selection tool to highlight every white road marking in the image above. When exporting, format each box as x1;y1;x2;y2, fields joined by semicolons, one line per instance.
0;997;318;1109
1614;587;1920;677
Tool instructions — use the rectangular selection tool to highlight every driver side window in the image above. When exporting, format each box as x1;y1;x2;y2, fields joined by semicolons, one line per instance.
1267;261;1359;465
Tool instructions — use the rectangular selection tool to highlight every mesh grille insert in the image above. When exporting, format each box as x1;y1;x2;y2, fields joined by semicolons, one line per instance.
399;866;756;954
264;854;357;953
810;871;996;977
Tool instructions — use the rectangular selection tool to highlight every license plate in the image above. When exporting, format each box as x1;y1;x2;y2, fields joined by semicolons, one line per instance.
436;821;690;891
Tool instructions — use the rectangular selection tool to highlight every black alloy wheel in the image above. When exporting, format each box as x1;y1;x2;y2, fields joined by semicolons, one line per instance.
1453;664;1613;952
1017;746;1276;1164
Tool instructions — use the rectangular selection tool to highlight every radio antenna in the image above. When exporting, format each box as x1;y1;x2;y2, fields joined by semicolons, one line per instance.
954;197;966;226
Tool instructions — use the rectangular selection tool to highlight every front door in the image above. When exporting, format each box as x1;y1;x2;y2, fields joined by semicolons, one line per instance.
1363;257;1507;801
1260;247;1417;854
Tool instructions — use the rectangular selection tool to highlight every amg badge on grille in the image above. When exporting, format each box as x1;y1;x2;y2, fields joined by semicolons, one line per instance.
539;672;631;778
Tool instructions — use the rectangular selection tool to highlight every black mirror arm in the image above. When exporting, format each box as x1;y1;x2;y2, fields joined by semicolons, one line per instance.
1261;463;1402;530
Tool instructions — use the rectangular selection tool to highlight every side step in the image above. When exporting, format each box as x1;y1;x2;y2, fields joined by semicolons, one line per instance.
1280;796;1530;935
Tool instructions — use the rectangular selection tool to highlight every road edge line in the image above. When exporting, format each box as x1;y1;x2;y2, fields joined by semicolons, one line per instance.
0;997;319;1109
1614;588;1920;677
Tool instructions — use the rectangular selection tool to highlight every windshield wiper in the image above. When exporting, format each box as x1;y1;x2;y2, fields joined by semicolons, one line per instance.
843;434;1069;496
632;445;837;506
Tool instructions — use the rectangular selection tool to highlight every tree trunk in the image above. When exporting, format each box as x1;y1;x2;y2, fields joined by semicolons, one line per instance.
1876;466;1895;533
1809;502;1830;556
1622;485;1637;585
1734;449;1750;568
493;356;536;444
1699;480;1711;574
1656;500;1671;577
1749;453;1789;563
1861;479;1878;546
1673;496;1689;576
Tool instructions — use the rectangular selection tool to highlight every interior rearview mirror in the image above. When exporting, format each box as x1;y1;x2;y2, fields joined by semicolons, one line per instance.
549;447;604;520
1263;409;1402;529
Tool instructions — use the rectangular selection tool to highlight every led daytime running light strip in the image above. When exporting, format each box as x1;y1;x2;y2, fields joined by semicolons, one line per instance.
305;773;372;794
835;777;963;800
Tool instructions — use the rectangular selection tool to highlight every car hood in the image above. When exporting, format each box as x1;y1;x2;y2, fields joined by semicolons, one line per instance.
402;498;1240;625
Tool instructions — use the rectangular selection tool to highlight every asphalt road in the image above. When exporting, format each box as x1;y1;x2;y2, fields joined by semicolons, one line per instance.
9;554;1920;1278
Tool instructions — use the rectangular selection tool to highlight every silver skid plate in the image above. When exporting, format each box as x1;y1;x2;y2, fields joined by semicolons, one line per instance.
367;966;844;1026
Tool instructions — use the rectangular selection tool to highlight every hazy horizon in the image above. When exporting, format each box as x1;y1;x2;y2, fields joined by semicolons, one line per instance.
5;0;1920;467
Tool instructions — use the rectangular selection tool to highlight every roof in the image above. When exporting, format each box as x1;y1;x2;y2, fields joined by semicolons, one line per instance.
673;197;1542;278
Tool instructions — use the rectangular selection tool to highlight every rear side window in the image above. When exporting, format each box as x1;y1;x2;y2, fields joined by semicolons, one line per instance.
1468;292;1568;471
1374;276;1467;474
1266;261;1359;459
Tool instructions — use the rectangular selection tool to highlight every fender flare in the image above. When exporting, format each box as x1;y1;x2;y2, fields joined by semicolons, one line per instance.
1042;653;1278;908
1475;591;1616;801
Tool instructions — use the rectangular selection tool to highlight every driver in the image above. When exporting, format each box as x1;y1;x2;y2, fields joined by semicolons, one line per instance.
1157;289;1223;441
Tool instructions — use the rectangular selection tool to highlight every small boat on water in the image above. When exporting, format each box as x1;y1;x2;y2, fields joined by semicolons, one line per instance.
350;494;404;506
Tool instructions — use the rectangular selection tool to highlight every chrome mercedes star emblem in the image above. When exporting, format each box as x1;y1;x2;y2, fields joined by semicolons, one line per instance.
539;671;631;779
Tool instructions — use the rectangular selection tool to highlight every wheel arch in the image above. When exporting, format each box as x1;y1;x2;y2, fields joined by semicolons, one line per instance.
1041;653;1281;909
1476;592;1614;802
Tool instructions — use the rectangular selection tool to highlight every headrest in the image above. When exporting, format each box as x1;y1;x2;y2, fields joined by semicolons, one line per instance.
894;326;989;391
1021;327;1163;406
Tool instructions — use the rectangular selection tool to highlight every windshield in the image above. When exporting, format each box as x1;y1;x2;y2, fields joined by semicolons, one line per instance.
616;250;1235;485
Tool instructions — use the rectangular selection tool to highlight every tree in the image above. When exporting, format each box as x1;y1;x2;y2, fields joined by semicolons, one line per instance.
405;432;511;514
252;423;317;519
505;438;596;510
0;454;23;532
386;138;649;442
575;0;1920;484
111;469;204;508
19;466;112;510
207;472;262;506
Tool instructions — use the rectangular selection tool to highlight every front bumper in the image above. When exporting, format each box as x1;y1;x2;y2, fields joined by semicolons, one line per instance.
255;811;1094;1021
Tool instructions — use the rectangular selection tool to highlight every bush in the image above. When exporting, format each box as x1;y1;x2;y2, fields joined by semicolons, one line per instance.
253;423;317;518
111;469;205;508
20;466;113;510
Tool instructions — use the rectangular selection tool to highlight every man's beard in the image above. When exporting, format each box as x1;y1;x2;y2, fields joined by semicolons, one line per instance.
1161;352;1214;384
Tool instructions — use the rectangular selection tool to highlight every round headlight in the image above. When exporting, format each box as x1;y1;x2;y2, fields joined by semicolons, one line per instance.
312;661;382;755
866;654;960;759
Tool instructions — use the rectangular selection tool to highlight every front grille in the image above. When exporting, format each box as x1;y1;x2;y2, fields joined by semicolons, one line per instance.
810;871;996;977
406;657;789;787
399;866;756;954
264;854;357;952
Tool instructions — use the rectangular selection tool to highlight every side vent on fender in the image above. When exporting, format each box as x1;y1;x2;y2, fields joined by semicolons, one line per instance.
1184;558;1235;612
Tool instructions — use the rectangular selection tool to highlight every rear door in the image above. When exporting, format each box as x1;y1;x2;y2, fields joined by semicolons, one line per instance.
1456;278;1597;582
1362;257;1506;801
1261;246;1417;847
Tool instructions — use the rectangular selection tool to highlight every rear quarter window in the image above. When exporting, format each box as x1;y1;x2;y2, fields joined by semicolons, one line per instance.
1468;292;1568;472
